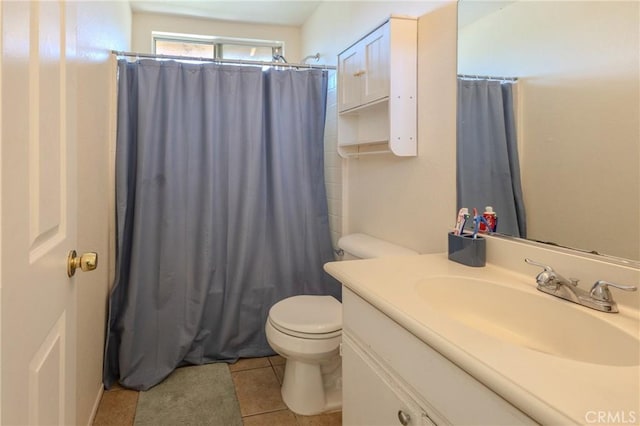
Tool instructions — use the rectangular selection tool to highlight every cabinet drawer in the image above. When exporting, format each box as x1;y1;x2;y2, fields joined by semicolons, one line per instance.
342;287;536;425
342;335;437;426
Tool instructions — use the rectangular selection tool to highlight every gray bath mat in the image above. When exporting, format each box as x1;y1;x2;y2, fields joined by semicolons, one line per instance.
134;363;242;426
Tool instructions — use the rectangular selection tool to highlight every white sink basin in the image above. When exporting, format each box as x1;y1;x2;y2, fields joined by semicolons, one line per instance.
415;276;640;366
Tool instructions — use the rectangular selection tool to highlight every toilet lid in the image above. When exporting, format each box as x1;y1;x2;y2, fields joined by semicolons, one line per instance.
269;295;342;334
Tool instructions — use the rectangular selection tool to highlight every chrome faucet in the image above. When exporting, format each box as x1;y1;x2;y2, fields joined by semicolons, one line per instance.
524;258;637;313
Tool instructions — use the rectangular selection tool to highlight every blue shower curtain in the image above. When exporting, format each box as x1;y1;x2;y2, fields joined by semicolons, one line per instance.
457;79;527;237
103;59;339;390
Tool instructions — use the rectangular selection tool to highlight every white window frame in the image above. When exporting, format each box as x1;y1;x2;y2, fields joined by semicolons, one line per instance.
151;31;284;60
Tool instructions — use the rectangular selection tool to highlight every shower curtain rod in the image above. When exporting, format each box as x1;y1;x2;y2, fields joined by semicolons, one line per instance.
111;50;336;70
458;73;518;82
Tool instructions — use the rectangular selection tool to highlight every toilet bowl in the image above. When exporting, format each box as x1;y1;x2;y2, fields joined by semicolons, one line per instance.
265;295;342;415
265;233;418;415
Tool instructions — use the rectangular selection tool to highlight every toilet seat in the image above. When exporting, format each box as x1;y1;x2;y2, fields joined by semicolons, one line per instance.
268;318;342;339
268;295;342;339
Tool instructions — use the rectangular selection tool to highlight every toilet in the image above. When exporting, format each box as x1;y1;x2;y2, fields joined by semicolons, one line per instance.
265;233;418;415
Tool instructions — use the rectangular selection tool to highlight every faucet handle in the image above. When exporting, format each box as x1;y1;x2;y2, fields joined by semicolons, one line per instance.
524;258;558;286
524;258;553;272
589;280;638;302
524;258;578;287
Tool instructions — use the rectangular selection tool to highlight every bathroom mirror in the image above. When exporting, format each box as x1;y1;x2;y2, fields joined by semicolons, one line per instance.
457;0;639;262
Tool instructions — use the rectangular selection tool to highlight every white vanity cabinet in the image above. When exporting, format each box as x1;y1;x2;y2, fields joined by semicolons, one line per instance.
342;288;536;426
337;16;417;157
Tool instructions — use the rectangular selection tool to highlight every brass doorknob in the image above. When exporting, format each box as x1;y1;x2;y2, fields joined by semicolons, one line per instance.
67;250;98;277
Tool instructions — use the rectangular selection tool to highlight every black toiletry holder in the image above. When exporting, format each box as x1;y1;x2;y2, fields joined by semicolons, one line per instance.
448;232;486;267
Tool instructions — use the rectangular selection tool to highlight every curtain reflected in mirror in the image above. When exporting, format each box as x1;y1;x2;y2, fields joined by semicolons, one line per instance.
457;77;526;238
457;1;639;261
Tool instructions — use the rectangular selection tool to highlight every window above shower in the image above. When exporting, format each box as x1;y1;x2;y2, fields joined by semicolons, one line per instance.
152;31;284;62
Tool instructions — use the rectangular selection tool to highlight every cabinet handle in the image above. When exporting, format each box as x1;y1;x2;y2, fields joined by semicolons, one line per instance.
397;410;411;425
353;70;366;77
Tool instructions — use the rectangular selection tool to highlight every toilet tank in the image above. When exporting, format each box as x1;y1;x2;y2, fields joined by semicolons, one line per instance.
337;233;418;260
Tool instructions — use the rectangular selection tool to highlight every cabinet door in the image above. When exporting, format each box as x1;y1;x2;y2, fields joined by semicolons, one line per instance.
361;23;390;105
338;45;363;112
342;338;436;426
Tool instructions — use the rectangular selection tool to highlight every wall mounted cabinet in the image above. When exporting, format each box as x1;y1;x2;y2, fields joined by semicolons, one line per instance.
337;16;417;157
338;24;390;112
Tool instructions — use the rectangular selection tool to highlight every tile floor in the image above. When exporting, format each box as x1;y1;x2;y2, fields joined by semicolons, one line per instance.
93;355;342;426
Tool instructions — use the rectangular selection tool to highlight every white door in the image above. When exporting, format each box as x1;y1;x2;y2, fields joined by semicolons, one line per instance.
1;1;85;424
361;24;389;106
337;46;362;112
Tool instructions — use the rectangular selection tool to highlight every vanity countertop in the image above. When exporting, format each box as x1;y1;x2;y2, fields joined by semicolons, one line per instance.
325;253;640;425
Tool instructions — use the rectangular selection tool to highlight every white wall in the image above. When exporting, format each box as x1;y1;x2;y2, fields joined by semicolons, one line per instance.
459;1;640;260
132;12;302;62
302;1;458;253
73;2;131;425
323;70;341;247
